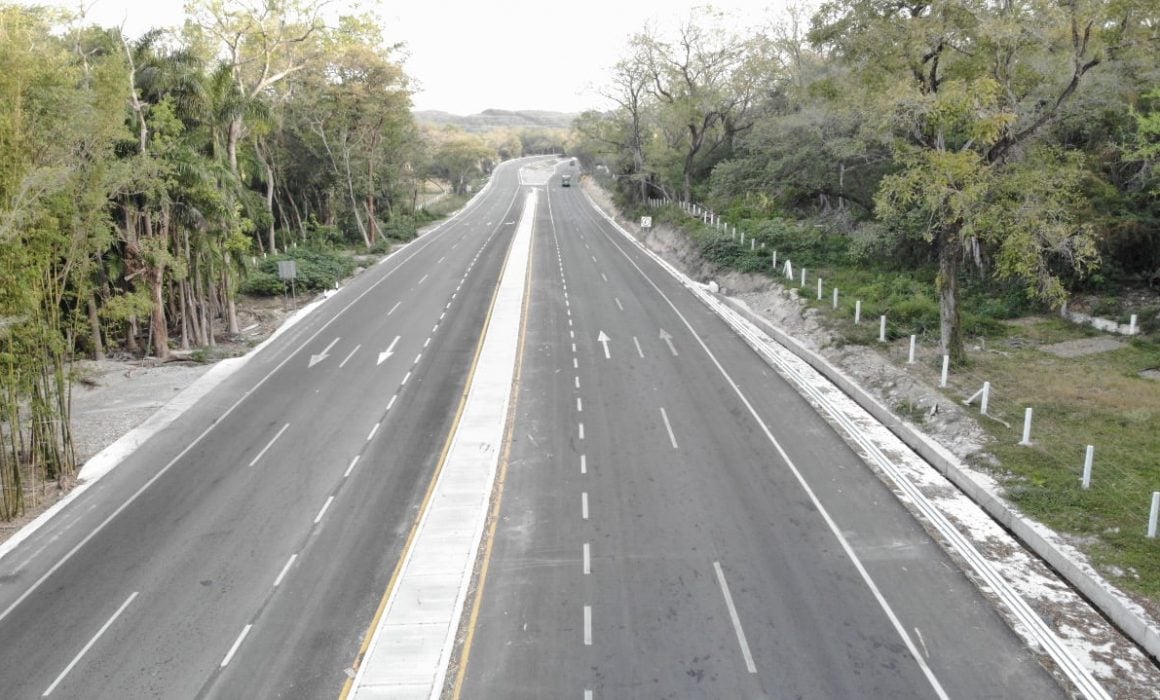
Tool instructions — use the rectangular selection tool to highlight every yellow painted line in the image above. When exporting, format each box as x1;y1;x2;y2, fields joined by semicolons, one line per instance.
450;214;535;698
338;234;516;700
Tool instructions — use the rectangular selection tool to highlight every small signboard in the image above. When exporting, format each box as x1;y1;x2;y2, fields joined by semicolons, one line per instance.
277;260;297;280
640;216;653;229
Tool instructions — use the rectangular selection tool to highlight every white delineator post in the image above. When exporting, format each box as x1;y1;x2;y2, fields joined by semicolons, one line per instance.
801;268;807;287
879;316;887;343
1082;445;1094;489
854;300;861;324
832;287;839;310
980;381;990;415
1148;492;1159;538
817;278;823;301
1129;314;1138;334
1019;408;1033;446
940;355;949;388
908;335;916;364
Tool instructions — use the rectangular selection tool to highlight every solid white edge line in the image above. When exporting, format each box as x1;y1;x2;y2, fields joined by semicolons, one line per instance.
43;591;138;696
220;624;253;668
583;192;952;700
714;562;757;674
248;423;290;467
0;177;507;616
660;407;678;449
583;605;592;646
273;554;298;588
314;496;335;525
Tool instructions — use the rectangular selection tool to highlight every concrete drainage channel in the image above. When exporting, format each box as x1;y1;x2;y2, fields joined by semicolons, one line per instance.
585;190;1160;698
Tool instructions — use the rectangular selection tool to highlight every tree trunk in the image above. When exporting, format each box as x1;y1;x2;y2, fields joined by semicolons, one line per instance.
228;117;242;176
87;295;105;361
178;280;190;351
148;264;169;360
936;228;965;362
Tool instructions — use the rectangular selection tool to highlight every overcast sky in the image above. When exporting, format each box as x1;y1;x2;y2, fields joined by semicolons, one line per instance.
21;0;791;114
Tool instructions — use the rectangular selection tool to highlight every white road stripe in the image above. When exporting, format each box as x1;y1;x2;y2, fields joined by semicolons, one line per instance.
43;591;138;696
578;423;585;440
660;408;678;449
273;554;298;587
367;423;380;441
387;302;401;316
574;376;580;389
401;371;412;386
580;454;587;474
581;492;589;520
615;297;623;311
573;358;578;369
591;255;597;263
570;330;575;339
437;256;445;263
633;336;644;358
314;496;335;524
249;423;290;467
339;344;362;368
386;394;397;411
585;691;593;700
414;353;422;365
220;624;253;668
345;455;360;478
418;274;428;285
583;606;592;645
572;343;577;353
601;273;608;282
714;562;757;673
583;543;591;575
577;397;582;412
424;337;431;348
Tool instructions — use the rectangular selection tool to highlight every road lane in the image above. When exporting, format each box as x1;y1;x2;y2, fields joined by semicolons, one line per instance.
455;167;1065;698
0;158;547;698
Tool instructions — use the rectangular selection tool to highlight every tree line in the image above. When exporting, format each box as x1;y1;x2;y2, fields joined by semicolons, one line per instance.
573;1;1159;361
0;0;435;520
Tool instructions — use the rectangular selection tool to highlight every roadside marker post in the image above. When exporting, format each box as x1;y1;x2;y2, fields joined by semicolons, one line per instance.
1082;445;1094;489
1148;492;1159;538
1019;408;1033;446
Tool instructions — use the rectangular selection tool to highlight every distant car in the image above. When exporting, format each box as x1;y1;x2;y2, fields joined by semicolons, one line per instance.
561;175;571;187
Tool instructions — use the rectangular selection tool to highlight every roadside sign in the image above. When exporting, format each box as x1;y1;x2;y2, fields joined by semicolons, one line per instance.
277;260;297;280
641;216;653;229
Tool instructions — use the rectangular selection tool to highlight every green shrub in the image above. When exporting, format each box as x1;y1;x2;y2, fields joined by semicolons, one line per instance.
242;247;356;296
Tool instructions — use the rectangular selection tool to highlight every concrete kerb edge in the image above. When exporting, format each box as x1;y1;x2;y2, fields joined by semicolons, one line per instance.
0;290;334;564
580;185;1160;663
719;296;1160;663
0;171;502;564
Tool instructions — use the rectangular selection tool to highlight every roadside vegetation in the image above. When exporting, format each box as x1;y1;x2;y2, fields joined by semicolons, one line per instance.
571;4;1160;599
0;0;564;521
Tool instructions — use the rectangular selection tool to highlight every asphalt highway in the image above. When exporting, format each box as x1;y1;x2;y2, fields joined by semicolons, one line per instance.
454;163;1066;698
0;156;1072;699
0;159;534;699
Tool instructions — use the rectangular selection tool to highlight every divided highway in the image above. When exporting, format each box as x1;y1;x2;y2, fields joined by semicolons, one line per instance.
0;155;1082;699
454;164;1067;698
0;159;536;698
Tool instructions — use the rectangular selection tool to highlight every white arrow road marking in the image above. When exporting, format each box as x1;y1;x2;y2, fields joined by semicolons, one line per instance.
377;336;401;366
659;329;678;356
597;331;611;359
309;337;340;368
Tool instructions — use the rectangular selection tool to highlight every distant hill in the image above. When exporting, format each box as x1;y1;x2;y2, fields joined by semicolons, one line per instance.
414;108;578;132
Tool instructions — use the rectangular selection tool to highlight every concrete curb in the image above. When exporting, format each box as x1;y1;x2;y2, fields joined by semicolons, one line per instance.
579;180;1160;663
722;290;1160;663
